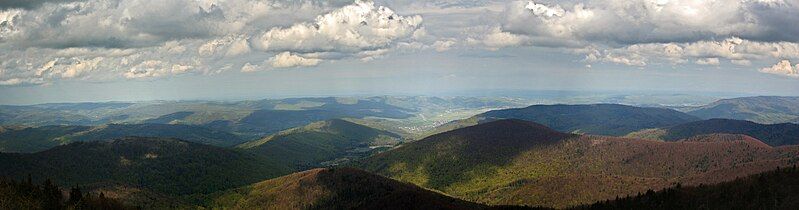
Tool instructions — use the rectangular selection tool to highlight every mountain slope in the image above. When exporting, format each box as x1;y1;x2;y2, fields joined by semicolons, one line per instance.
432;104;699;136
238;119;401;169
579;166;799;209
61;123;247;147
210;168;484;210
0;137;292;196
356;119;799;208
688;96;799;124
626;119;799;146
0;123;247;153
0;125;91;153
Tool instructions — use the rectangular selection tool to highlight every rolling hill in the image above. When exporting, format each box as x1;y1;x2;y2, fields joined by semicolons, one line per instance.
578;166;799;209
688;96;799;124
626;119;799;146
0;123;247;153
0;137;292;196
0;125;91;153
238;119;402;170
60;123;248;147
430;104;699;136
209;168;485;210
356;119;799;208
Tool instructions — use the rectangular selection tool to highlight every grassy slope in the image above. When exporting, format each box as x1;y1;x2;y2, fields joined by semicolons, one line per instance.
238;119;401;170
210;168;485;210
626;119;799;146
356;120;799;208
0;137;292;196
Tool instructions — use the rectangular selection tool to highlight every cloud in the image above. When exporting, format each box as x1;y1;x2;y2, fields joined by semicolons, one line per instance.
760;60;799;78
240;62;260;72
432;39;456;52
501;0;799;46
0;0;83;10
466;26;528;50
122;60;197;79
268;52;321;68
0;0;434;86
695;58;720;66
253;0;423;54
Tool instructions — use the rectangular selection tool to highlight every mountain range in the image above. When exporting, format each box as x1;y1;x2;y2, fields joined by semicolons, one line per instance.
237;119;402;170
627;118;799;146
356;119;799;208
687;96;799;124
430;104;699;137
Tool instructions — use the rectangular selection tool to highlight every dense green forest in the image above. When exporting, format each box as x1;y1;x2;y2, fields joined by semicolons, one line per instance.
0;177;131;210
0;137;291;196
627;118;799;146
577;166;799;209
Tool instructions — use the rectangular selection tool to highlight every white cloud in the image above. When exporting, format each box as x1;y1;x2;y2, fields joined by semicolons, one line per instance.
253;1;423;53
466;27;528;50
268;52;321;68
760;60;799;78
432;39;456;52
695;58;720;66
240;62;259;72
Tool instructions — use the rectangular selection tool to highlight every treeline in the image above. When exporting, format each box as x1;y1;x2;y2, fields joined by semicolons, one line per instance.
576;166;799;209
0;176;133;210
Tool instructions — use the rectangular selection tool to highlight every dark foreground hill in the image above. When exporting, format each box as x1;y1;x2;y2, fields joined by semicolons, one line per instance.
0;137;291;196
577;166;799;209
687;96;799;124
210;167;485;210
356;119;799;208
0;177;132;210
627;118;799;146
431;104;699;137
237;119;401;170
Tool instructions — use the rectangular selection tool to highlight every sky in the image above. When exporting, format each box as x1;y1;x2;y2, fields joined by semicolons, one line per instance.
1;0;798;104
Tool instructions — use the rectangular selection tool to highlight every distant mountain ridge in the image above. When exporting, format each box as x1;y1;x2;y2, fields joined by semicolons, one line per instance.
626;118;799;146
430;104;699;136
0;123;247;153
688;96;799;124
238;119;402;170
356;119;799;208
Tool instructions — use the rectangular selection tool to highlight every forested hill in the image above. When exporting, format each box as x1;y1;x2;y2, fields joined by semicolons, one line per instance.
238;119;402;170
577;166;799;209
0;137;291;196
430;104;699;137
687;96;799;124
626;118;799;146
210;167;485;210
356;119;799;208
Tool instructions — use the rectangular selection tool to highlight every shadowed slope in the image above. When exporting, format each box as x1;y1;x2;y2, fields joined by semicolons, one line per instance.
578;166;799;209
431;104;699;137
357;120;799;208
626;118;799;146
0;137;291;196
212;168;485;210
